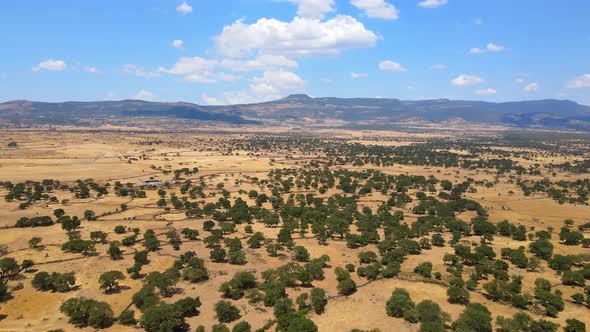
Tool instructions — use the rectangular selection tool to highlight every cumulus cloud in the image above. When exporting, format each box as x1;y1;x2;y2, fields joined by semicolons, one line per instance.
285;0;334;19
32;59;67;72
351;0;400;20
418;0;448;8
122;64;160;78
452;74;484;86
214;16;378;58
515;78;525;84
176;2;192;15
566;74;590;89
172;39;184;49
251;70;305;95
159;56;240;83
470;43;507;54
133;89;156;101
351;72;369;78
201;70;306;105
379;60;407;72
476;88;497;95
220;55;298;72
524;82;539;92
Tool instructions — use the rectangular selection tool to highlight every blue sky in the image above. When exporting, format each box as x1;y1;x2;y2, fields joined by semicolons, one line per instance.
1;0;589;105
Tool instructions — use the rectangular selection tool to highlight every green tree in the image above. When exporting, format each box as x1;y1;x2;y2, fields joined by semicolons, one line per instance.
99;270;125;293
59;297;114;329
310;287;327;314
452;303;492;332
215;300;241;323
28;237;42;249
386;288;414;318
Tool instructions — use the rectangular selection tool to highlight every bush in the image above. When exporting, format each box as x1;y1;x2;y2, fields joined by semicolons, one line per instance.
228;250;247;265
98;270;125;293
141;303;189;332
386;288;414;318
210;247;227;262
215;300;241;323
447;285;470;304
232;321;252;332
219;271;257;300
414;262;433;278
118;309;136;325
416;300;445;324
293;246;310;262
529;239;553;260
452;303;492;332
358;251;378;264
565;319;586;332
60;297;114;329
32;271;76;292
337;278;357;296
310;287;327;314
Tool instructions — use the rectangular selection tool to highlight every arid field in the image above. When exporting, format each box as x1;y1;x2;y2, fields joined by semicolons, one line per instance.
0;128;588;332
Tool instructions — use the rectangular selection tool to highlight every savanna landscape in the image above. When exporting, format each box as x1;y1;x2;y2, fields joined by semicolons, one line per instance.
0;126;589;332
2;1;590;331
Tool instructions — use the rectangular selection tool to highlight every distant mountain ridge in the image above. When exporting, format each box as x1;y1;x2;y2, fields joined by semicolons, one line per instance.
1;95;590;130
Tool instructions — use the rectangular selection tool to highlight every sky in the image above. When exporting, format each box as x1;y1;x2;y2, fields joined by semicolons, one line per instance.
1;0;589;105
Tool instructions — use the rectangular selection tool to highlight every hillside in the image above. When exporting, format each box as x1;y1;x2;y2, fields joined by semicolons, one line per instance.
1;96;590;130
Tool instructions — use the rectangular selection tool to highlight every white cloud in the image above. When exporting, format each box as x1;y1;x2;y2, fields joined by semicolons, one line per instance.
320;78;333;83
219;55;298;72
486;43;506;52
214;16;378;58
285;0;334;19
515;78;525;84
122;64;160;78
452;74;484;86
201;93;222;105
470;43;507;54
473;18;483;25
32;59;67;72
251;70;305;95
524;82;539;92
469;47;485;55
160;56;240;83
351;72;368;78
476;88;497;95
202;70;306;105
176;2;192;15
172;39;184;49
84;66;100;74
431;64;447;70
160;57;217;75
407;85;416;90
379;60;407;72
418;0;448;8
566;74;590;89
133;89;156;101
351;0;400;20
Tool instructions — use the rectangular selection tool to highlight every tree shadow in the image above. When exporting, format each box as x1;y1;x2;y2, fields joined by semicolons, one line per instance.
105;285;131;295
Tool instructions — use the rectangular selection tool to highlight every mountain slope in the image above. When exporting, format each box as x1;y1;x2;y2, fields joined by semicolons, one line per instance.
0;100;254;125
1;96;590;130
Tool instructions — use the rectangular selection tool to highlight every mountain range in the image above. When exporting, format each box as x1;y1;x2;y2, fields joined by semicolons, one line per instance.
2;95;590;130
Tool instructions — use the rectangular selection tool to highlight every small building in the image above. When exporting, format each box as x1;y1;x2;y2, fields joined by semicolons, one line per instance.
138;179;175;186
